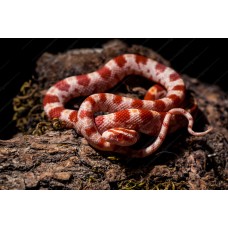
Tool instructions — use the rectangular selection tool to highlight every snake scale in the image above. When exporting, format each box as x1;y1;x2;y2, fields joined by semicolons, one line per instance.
43;54;212;158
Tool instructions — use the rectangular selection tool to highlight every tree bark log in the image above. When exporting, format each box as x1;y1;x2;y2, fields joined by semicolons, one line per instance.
0;40;227;189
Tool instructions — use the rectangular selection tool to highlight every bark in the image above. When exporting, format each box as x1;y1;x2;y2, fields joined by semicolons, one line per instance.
0;39;227;189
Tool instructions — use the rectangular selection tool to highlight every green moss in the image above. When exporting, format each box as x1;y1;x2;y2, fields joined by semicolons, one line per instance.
13;80;65;135
117;178;189;190
118;179;146;190
13;80;44;134
107;156;120;161
87;176;97;183
151;180;188;190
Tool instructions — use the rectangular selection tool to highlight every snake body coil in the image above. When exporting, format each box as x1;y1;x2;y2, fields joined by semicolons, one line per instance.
43;54;212;158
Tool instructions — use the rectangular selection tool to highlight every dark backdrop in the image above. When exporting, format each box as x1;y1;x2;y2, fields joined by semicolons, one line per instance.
0;38;227;139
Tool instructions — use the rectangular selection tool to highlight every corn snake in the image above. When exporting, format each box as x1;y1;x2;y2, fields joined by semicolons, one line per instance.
43;54;212;158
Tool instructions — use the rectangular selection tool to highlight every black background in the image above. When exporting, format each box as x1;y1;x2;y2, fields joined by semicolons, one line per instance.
0;38;227;139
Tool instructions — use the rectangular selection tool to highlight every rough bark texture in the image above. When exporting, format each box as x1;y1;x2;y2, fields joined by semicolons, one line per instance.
0;40;227;190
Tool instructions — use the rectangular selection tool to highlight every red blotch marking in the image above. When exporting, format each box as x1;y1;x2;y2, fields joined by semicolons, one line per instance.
86;96;96;106
99;93;107;103
153;100;166;111
135;55;148;65
188;117;193;121
154;84;165;92
168;94;181;106
131;99;144;108
144;93;156;100
159;135;165;140
43;95;60;106
74;87;79;95
139;110;154;125
169;73;180;82
49;107;64;119
85;126;97;137
79;110;92;118
69;111;78;123
55;80;70;92
114;55;127;68
162;122;168;128
98;67;111;80
97;138;106;148
95;116;104;127
113;95;122;105
77;75;91;87
155;63;166;73
114;110;130;123
172;85;185;91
